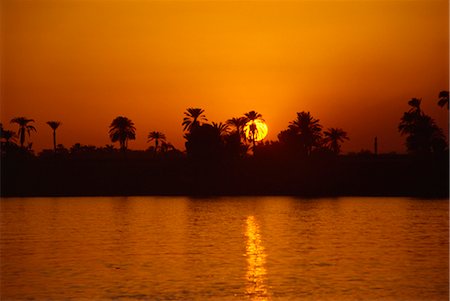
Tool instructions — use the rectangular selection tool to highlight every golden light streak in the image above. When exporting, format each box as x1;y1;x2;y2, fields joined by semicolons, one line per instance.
245;216;269;301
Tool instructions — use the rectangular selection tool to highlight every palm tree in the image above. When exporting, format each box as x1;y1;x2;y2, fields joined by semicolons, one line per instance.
323;128;349;154
289;112;322;156
160;141;174;153
46;121;61;153
408;98;422;113
147;131;166;153
109;116;136;151
0;124;15;144
244;111;264;149
438;91;449;109
212;122;230;137
182;108;207;132
226;117;247;142
1;130;16;144
399;98;446;153
10;117;36;148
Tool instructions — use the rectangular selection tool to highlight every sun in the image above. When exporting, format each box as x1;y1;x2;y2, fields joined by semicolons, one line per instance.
244;120;268;142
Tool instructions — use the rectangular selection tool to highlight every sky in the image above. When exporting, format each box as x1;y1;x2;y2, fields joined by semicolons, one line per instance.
1;0;448;153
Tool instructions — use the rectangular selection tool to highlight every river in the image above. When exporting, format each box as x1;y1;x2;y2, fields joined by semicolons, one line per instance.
1;196;448;300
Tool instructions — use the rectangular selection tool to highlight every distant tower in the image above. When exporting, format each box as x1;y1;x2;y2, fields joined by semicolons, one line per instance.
374;136;378;155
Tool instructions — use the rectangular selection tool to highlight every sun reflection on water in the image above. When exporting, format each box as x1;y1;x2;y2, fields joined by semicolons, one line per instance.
245;216;269;300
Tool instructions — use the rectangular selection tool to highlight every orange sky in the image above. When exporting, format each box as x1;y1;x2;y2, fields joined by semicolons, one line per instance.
1;0;448;153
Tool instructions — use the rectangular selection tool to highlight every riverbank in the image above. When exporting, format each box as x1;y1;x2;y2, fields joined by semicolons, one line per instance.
1;153;448;198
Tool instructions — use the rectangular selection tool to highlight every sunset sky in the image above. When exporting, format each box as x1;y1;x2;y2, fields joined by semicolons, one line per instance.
1;0;448;153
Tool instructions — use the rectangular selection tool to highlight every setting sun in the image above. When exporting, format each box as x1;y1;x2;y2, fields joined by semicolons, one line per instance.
244;120;268;142
1;1;448;300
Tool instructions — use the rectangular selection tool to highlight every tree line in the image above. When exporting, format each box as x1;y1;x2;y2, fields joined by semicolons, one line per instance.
1;91;448;159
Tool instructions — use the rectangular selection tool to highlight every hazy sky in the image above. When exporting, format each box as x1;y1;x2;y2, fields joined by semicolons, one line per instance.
1;0;448;153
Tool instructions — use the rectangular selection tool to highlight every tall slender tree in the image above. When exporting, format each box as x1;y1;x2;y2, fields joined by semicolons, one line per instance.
10;117;36;148
226;117;247;142
399;98;446;153
289;111;322;156
182;108;207;132
46;121;61;153
109;116;136;151
323;128;349;154
147;131;166;153
244;111;264;149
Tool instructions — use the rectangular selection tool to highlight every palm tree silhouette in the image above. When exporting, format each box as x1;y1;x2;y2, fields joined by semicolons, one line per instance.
438;91;449;109
46;121;61;153
147;131;166;153
226;117;247;142
408;98;422;113
399;98;446;153
109;116;136;151
244;111;264;149
182;108;207;132
212;122;230;137
160;141;174;153
324;128;349;154
0;124;15;144
10;117;36;148
2;130;16;144
289;112;322;156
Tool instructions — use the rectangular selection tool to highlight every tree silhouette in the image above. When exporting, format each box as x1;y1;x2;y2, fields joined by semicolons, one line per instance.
182;108;208;132
147;131;166;154
408;98;422;112
399;98;446;153
0;123;15;144
278;128;301;154
324;128;349;154
1;130;16;144
244;111;264;149
160;141;175;153
10;117;36;148
212;122;230;137
109;116;136;151
289;112;322;156
46;121;61;153
0;126;17;156
0;123;17;150
226;117;247;142
185;124;223;159
438;91;449;109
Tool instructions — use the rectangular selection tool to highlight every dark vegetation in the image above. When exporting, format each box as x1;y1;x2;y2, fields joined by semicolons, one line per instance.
1;92;448;198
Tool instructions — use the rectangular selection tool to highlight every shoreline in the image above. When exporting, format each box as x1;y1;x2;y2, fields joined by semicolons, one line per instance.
2;153;448;199
2;192;448;199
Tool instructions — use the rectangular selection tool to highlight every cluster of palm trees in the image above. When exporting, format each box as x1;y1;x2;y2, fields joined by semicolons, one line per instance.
179;107;351;158
399;97;447;153
1;118;61;152
180;108;268;157
278;111;349;155
1;90;447;156
0;110;350;156
182;108;265;145
108;116;173;153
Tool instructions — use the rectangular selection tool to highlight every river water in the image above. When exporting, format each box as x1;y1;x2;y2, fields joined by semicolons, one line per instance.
1;196;448;300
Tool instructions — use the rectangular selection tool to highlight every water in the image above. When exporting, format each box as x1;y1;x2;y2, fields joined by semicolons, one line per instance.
1;196;448;300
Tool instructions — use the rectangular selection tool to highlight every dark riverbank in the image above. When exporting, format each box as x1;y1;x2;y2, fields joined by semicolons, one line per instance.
1;152;448;198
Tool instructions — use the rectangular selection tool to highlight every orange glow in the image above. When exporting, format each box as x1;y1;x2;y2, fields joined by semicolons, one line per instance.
1;0;448;153
245;216;269;300
244;120;268;142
